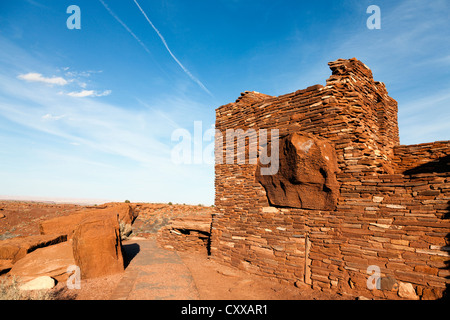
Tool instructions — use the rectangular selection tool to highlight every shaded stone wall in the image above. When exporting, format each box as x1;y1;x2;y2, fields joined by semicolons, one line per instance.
157;215;213;254
211;58;450;299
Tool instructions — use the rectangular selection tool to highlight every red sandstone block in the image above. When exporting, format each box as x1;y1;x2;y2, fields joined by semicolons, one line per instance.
414;265;438;276
341;227;372;235
343;256;368;265
409;241;429;249
412;184;433;191
427;256;447;269
310;273;330;284
343;262;367;273
310;265;331;277
422;273;446;287
417;189;441;196
250;245;274;258
437;269;450;278
378;250;401;259
402;251;429;261
386;262;413;272
394;270;426;285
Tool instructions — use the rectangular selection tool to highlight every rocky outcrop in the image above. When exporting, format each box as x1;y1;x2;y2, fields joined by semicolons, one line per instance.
256;132;340;210
0;203;141;282
19;276;56;291
39;203;138;239
0;259;13;274
9;242;75;282
0;234;67;263
72;214;124;279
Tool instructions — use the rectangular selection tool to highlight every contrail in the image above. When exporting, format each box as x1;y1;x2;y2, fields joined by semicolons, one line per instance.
99;0;173;82
99;0;152;55
133;0;213;97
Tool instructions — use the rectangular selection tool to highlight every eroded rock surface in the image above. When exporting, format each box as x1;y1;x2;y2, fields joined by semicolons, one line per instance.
9;242;75;282
39;203;137;239
72;214;124;279
256;132;339;210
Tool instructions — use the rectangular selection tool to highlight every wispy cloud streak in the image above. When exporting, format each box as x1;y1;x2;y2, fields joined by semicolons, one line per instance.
99;0;152;55
18;72;68;86
133;0;213;97
66;89;112;98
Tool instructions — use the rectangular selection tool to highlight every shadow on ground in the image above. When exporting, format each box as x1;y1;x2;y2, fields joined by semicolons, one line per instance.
123;243;140;269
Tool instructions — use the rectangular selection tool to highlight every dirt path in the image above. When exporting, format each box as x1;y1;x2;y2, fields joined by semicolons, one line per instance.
110;239;199;300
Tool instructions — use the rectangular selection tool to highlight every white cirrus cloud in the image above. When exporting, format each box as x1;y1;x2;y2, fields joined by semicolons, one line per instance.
42;113;66;121
67;89;112;98
17;72;68;86
64;69;103;78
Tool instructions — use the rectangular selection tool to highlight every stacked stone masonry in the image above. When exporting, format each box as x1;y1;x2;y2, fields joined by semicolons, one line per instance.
210;58;450;299
157;215;213;254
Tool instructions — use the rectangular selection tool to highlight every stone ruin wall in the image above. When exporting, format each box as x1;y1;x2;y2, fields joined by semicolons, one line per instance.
157;215;213;253
210;58;450;299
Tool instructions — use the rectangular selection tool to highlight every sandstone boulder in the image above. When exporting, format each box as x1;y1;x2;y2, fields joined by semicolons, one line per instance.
256;132;340;210
72;214;124;279
19;276;55;291
9;242;75;282
39;203;138;239
100;202;139;226
398;282;419;300
39;212;87;237
0;259;13;274
0;234;67;263
420;287;442;300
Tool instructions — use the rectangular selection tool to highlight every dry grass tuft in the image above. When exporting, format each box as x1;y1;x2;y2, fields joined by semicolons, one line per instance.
0;276;56;300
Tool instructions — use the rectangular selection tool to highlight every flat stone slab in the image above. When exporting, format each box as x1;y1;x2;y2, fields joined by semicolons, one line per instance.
0;234;67;262
110;239;199;300
8;242;75;282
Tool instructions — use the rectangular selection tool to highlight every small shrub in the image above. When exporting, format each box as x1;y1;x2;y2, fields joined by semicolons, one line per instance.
0;277;55;300
119;221;132;240
168;202;173;205
124;200;131;203
0;277;22;300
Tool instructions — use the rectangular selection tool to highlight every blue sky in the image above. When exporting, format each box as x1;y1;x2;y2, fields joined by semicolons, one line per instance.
0;0;449;205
